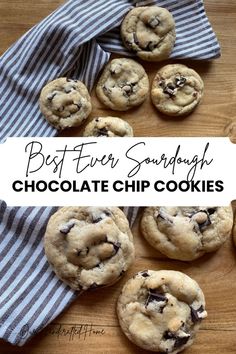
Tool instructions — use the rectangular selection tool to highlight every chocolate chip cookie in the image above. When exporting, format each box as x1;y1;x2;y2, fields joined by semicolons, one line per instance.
44;207;135;291
121;6;176;61
151;64;204;116
39;78;92;129
117;270;207;353
140;206;233;261
83;116;133;137
96;58;149;111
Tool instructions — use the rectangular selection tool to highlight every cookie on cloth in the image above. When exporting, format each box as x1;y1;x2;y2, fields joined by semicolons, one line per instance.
96;58;149;111
140;206;233;261
39;77;92;129
44;207;135;291
117;270;207;353
121;6;176;61
83;116;133;137
151;64;204;116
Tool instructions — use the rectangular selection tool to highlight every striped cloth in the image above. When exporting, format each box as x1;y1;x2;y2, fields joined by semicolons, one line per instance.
0;0;220;346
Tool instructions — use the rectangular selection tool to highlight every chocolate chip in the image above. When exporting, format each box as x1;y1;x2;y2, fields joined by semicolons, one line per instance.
102;85;109;94
163;331;190;349
145;41;157;51
89;282;99;289
159;80;165;88
77;249;81;256
190;305;204;323
59;222;75;234
75;103;82;110
47;92;57;101
113;242;121;254
163;83;176;97
140;271;149;278
97;127;108;137
207;207;217;215
95;118;99;122
64;87;72;94
120;270;125;277
92;217;103;223
133;32;139;46
157;210;173;224
175;76;186;88
104;210;111;217
123;85;133;97
146;289;168;312
174;335;190;349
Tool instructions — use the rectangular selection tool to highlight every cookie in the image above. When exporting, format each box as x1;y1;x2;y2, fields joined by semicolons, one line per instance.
44;207;135;291
151;64;204;116
117;270;207;353
140;206;233;261
96;58;149;111
121;6;176;62
39;78;92;129
83;116;133;137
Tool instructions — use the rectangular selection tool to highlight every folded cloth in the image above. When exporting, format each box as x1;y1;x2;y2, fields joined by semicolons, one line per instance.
0;0;220;346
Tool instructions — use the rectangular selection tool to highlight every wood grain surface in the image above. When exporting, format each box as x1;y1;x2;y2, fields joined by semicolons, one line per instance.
1;1;236;353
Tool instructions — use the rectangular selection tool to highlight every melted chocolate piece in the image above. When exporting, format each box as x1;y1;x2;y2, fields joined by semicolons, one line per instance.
207;207;217;215
164;331;190;349
163;83;176;97
145;41;157;51
92;217;103;223
157;210;173;224
146;289;168;312
97;127;108;137
75;103;82;110
140;271;149;278
190;305;204;323
113;241;121;254
59;222;75;234
47;92;57;101
133;32;139;46
119;270;125;277
174;335;190;349
175;76;186;88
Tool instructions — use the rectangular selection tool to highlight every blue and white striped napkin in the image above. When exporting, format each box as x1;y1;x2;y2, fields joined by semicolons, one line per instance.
0;0;220;346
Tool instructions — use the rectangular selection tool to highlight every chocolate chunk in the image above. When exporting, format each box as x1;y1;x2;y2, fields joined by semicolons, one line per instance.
146;289;168;312
190;305;204;323
157;210;173;224
64;87;72;94
207;207;217;215
145;41;157;51
95;118;99;122
163;83;176;97
59;221;75;234
113;242;121;254
119;270;125;277
104;210;111;217
175;76;186;88
159;80;165;88
89;282;99;289
164;331;190;349
133;32;139;46
140;271;149;278
97;128;108;137
92;217;103;223
123;85;133;97
75;103;82;110
174;335;190;349
163;331;176;340
47;92;57;101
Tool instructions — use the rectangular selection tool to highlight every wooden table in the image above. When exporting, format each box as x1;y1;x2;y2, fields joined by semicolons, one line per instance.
1;1;236;353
